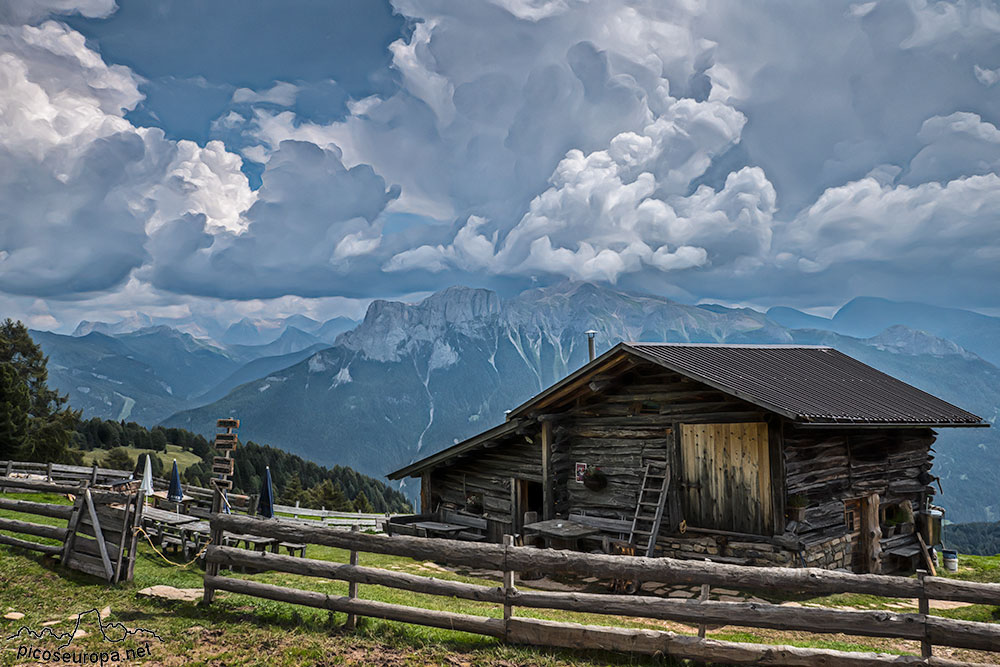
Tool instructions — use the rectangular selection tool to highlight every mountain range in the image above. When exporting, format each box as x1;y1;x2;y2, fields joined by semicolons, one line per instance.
31;283;1000;523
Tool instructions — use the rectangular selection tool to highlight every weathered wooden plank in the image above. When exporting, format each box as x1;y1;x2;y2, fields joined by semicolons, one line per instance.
0;516;68;541
0;497;74;519
204;575;506;637
0;477;85;494
206;546;505;602
504;618;972;666
72;534;121;560
924;577;1000;605
0;532;63;555
541;421;552;521
508;590;998;650
84;489;114;581
65;552;111;579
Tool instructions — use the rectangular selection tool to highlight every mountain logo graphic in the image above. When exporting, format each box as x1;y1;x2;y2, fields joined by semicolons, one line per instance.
6;607;163;663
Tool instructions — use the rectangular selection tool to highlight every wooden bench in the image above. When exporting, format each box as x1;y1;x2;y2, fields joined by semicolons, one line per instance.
439;510;488;541
278;541;307;557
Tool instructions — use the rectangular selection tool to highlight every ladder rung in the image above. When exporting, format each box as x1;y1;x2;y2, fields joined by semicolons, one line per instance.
633;529;652;535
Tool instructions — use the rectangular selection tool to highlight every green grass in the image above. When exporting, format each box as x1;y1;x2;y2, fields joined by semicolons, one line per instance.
1;493;998;665
82;443;203;473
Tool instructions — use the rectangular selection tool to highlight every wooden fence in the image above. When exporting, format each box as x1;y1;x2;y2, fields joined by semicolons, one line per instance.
273;501;392;529
0;459;244;507
0;477;143;582
0;460;393;528
202;514;1000;666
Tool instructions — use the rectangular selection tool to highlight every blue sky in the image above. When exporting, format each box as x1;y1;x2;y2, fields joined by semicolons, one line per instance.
2;0;1000;332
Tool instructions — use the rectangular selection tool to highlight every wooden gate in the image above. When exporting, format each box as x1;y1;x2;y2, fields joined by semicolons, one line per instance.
62;488;145;583
680;422;772;534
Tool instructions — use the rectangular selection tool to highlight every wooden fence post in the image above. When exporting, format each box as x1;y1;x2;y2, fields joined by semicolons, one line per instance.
697;558;711;639
346;524;360;630
203;488;224;605
0;460;12;492
503;534;516;628
294;500;299;520
90;464;98;486
46;461;53;482
917;569;932;658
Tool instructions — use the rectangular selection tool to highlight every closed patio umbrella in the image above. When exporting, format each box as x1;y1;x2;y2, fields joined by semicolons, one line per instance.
167;459;183;503
139;454;154;498
258;466;275;519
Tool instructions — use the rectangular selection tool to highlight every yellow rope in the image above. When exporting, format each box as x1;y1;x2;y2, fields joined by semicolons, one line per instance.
131;525;211;568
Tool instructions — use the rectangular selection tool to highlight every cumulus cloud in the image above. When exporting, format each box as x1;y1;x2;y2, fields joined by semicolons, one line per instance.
231;81;299;107
783;173;1000;281
146;140;400;298
0;20;254;298
7;0;1000;323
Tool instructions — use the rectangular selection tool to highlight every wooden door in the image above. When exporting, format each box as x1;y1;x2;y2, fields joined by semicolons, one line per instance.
680;422;773;534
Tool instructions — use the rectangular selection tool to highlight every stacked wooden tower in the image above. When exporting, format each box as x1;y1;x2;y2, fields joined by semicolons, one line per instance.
212;418;239;495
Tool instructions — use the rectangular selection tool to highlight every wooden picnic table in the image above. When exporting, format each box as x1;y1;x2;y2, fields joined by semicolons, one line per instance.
150;490;195;512
224;532;279;552
141;506;203;556
523;518;600;550
143;506;201;527
411;521;468;538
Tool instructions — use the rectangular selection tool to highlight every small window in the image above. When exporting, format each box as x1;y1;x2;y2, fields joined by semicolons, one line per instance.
843;498;861;533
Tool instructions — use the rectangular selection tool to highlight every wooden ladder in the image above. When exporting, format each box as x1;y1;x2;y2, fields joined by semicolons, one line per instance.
629;462;670;557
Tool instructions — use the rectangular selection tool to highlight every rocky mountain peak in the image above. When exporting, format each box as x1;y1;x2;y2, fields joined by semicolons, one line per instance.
338;286;501;361
866;325;978;360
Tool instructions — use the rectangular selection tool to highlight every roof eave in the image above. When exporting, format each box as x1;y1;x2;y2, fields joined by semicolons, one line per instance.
791;420;989;429
386;419;524;480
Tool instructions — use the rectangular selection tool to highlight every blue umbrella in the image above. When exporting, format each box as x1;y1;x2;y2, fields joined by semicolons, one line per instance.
258;466;274;518
167;459;183;503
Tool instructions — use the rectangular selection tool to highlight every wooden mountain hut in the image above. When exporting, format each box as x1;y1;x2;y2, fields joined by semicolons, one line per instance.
388;342;987;573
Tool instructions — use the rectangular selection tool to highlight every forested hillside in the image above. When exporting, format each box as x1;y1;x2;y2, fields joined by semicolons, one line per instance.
74;418;411;514
944;522;1000;557
1;319;410;514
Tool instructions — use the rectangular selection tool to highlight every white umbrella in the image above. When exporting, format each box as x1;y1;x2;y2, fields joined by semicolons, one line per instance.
139;454;154;498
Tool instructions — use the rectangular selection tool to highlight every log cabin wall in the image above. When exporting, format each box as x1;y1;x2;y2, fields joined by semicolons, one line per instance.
428;433;541;537
783;425;935;543
549;362;768;536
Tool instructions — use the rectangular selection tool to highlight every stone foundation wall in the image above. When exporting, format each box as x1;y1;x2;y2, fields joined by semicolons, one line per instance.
655;532;853;570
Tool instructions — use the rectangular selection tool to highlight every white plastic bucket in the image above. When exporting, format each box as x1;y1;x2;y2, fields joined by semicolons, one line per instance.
942;549;958;573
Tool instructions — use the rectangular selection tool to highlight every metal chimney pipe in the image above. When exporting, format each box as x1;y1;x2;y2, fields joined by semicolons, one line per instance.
585;330;597;362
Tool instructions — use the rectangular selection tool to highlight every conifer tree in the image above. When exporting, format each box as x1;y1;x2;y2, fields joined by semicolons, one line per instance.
0;363;29;460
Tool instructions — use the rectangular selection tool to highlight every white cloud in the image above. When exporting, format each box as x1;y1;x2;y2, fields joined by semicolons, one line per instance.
231;81;299;107
785;173;1000;279
0;0;116;24
0;20;254;298
974;64;1000;87
147;140;399;299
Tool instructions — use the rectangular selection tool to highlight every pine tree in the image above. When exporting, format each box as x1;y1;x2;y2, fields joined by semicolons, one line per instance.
352;491;374;513
0;363;30;460
307;479;352;511
0;320;78;463
102;447;134;471
279;476;306;505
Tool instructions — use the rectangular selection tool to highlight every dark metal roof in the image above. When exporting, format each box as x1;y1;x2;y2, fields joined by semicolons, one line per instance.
621;343;985;426
393;341;986;478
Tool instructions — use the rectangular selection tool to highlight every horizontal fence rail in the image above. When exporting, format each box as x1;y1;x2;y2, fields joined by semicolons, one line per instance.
1;462;391;525
202;513;1000;665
